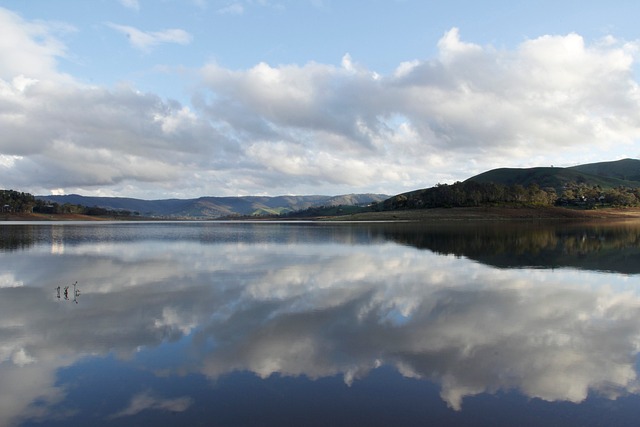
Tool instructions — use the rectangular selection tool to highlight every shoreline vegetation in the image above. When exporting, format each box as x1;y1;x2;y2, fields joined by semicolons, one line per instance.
0;212;142;221
3;206;640;222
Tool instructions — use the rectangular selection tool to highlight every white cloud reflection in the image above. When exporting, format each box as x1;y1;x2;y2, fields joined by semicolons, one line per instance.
111;391;193;418
1;223;640;425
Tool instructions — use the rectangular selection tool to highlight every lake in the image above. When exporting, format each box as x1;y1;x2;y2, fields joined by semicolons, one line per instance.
2;220;640;426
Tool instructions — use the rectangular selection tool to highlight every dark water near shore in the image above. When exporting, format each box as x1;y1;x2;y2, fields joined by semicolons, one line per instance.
1;220;640;426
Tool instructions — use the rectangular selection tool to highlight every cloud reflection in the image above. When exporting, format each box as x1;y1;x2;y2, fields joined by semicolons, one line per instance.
110;391;193;418
1;223;640;424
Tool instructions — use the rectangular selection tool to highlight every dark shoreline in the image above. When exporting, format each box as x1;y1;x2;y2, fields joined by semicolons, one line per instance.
0;213;147;222
330;206;640;222
3;206;640;222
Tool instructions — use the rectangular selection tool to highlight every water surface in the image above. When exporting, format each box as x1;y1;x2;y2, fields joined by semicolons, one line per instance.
2;220;640;426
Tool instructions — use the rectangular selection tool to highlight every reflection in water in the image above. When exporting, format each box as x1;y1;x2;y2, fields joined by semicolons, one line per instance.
381;221;640;273
55;282;80;303
0;221;640;426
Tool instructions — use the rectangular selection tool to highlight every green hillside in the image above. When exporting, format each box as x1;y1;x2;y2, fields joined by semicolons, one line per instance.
379;159;640;212
569;158;640;182
466;159;640;193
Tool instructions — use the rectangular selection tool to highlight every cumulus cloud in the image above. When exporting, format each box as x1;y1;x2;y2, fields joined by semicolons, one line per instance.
195;28;640;193
207;28;640;154
1;8;639;198
0;80;223;191
107;23;192;51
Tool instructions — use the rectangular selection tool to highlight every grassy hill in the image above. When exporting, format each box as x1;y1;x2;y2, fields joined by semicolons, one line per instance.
465;159;640;192
375;158;640;213
569;158;640;182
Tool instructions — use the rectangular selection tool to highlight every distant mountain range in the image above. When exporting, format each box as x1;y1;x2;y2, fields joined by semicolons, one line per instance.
36;159;640;218
466;158;640;192
36;193;389;218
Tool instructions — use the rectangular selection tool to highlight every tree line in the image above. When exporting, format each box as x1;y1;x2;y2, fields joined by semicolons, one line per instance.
0;190;138;217
380;181;640;211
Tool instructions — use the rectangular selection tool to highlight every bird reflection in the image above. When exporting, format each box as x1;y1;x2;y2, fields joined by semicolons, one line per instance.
55;281;80;304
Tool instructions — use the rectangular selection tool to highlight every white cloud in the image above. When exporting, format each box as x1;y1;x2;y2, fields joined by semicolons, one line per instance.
1;8;639;198
0;8;72;82
437;27;484;63
107;23;193;51
195;29;640;193
266;32;634;157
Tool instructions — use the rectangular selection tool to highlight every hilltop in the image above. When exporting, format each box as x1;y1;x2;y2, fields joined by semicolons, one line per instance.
464;158;640;193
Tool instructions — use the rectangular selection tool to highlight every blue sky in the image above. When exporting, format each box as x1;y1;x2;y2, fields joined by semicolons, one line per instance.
1;0;639;198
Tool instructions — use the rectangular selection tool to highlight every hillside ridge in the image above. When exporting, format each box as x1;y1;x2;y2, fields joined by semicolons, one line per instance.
36;193;388;219
465;158;640;192
377;158;640;213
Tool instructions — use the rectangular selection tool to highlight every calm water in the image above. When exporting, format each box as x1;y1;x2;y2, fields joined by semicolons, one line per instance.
2;220;640;426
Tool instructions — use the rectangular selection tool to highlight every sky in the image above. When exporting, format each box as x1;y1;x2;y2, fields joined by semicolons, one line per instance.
1;0;640;199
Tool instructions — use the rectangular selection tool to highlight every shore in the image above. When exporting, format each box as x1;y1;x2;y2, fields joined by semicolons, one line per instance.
0;213;128;221
3;206;640;222
332;206;640;221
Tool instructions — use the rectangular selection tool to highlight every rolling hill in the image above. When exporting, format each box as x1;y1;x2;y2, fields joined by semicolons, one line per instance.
464;158;640;192
379;158;640;212
36;193;388;218
569;158;640;182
